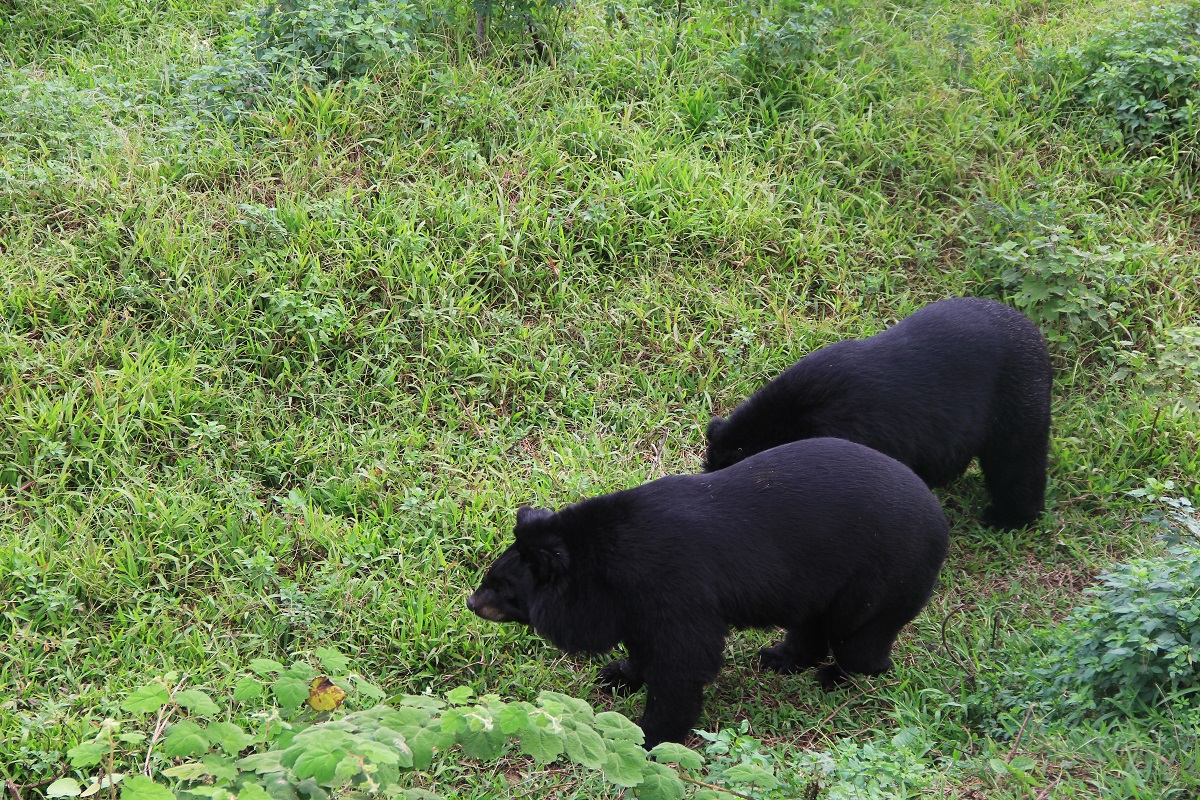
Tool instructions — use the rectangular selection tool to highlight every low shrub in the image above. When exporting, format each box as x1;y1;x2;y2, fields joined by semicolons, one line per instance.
183;0;426;121
1032;1;1200;146
733;1;834;106
970;201;1148;348
983;488;1200;731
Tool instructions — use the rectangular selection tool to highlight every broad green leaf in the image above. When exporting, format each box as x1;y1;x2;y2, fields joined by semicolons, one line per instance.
519;722;564;764
457;726;507;761
602;740;647;788
177;788;229;800
248;659;285;677
406;725;454;771
273;676;311;711
594;712;645;745
234;676;265;702
398;695;445;711
294;779;329;800
175;689;220;717
285;662;316;681
444;686;474;705
162;720;210;758
315;648;349;675
236;751;285;774
121;683;170;715
988;758;1010;775
693;791;739;800
1010;756;1036;772
634;761;685;800
198;754;239;783
121;776;174;800
80;774;122;799
47;778;82;798
352;675;386;701
291;738;349;784
649;742;703;771
562;720;607;770
357;733;413;768
721;764;778;789
236;784;272;800
333;754;362;784
438;708;466;735
161;764;212;780
537;691;594;721
495;702;532;734
402;791;442;800
207;721;254;755
375;706;432;734
67;740;110;768
262;778;298;800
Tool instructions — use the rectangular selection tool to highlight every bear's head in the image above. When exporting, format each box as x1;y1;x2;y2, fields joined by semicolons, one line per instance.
703;416;746;472
467;505;568;625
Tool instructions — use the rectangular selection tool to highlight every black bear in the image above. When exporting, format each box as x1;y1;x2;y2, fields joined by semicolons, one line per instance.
467;438;950;747
705;297;1051;529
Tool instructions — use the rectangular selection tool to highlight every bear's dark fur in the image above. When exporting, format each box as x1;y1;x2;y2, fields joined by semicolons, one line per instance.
705;297;1052;529
467;438;950;747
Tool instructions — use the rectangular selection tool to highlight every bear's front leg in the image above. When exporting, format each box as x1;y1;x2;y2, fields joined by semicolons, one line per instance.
633;630;725;748
638;678;707;748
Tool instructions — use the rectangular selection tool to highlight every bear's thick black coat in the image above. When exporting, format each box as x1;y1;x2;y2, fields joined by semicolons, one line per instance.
467;438;950;747
705;297;1052;529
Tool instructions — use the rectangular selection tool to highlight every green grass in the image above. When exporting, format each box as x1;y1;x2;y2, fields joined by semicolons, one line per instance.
2;0;1199;795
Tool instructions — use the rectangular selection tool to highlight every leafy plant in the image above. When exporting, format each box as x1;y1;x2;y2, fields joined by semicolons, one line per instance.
1128;479;1200;546
983;232;1138;345
1110;322;1200;410
791;726;936;800
971;201;1145;346
183;0;425;120
50;654;821;800
249;0;424;77
733;1;833;106
1032;1;1200;145
1035;543;1200;715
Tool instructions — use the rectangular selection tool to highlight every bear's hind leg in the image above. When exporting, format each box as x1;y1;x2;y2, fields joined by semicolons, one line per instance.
760;623;827;674
598;657;644;694
979;431;1048;530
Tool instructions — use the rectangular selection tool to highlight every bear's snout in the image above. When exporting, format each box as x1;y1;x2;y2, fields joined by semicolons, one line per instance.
467;589;510;622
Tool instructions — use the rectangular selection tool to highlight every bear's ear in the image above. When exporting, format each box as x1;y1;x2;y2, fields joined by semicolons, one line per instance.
706;416;726;441
517;531;569;580
516;505;554;527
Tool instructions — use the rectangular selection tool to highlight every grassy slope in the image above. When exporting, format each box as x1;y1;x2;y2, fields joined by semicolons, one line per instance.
1;0;1198;795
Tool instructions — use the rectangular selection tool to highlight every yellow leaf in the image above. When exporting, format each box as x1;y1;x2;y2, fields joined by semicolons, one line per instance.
306;676;347;712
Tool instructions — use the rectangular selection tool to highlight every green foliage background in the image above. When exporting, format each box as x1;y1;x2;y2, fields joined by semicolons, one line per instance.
1;0;1199;796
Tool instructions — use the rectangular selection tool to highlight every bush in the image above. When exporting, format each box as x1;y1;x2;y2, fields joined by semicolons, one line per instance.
249;0;424;77
1033;1;1200;146
183;0;425;121
49;651;837;800
733;1;834;106
1039;544;1200;714
970;201;1147;348
984;489;1200;728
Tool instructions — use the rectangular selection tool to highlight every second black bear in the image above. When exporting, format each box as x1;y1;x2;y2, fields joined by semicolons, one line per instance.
467;438;950;747
705;297;1052;529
